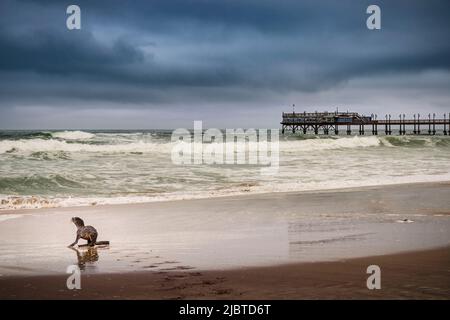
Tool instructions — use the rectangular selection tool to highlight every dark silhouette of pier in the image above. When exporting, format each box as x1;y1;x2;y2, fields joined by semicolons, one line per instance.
281;111;450;135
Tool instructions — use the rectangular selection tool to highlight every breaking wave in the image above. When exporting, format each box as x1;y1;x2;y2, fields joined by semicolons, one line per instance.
51;130;95;140
0;174;85;194
281;136;382;151
1;130;450;211
0;135;392;155
2;171;450;210
1;131;449;156
0;139;171;154
1;134;450;156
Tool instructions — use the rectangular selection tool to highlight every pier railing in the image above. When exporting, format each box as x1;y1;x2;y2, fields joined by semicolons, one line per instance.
281;112;450;135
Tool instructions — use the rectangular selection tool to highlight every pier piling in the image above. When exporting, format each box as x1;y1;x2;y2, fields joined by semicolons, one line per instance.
428;113;432;135
385;115;389;135
413;114;417;134
402;114;406;135
388;114;392;135
418;114;421;134
281;110;449;136
445;113;448;136
433;113;436;135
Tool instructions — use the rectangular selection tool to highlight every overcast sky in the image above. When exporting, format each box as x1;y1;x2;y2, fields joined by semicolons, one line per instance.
1;0;449;129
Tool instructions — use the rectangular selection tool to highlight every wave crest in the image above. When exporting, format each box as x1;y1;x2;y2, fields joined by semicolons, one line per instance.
1;134;449;156
51;130;95;140
0;174;84;194
0;139;171;154
280;136;381;151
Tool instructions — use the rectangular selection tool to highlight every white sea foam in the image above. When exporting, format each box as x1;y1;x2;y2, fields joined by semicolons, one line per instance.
2;172;450;210
0;139;171;154
0;135;383;155
51;130;95;140
0;195;56;210
1;131;450;211
281;136;382;151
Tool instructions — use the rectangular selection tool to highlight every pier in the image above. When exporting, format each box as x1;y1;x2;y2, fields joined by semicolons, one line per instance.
281;111;450;135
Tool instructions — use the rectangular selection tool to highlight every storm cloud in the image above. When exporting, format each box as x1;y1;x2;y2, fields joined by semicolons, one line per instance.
0;0;450;128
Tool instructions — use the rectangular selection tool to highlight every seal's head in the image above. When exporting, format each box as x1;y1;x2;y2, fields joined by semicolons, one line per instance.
71;217;85;228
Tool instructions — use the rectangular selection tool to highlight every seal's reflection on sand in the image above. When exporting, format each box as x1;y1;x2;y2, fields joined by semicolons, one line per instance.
69;247;100;271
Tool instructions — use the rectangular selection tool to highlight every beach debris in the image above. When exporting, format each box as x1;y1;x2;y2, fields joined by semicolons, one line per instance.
396;218;414;223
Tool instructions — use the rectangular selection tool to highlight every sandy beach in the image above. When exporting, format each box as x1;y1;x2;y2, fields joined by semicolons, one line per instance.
0;181;449;299
1;246;448;299
2;0;450;304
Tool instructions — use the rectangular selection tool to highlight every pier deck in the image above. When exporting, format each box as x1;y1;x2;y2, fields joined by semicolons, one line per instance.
281;111;450;135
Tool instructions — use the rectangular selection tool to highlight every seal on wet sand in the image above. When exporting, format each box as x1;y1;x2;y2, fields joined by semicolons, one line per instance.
68;217;110;247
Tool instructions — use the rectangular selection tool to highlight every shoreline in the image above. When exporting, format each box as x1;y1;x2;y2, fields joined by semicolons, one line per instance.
0;180;449;299
2;179;450;215
1;246;448;299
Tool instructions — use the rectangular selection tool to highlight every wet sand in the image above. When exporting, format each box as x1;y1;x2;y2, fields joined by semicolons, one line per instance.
0;246;449;299
0;181;449;298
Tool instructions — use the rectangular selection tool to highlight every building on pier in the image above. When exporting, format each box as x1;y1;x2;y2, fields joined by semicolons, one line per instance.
281;110;449;135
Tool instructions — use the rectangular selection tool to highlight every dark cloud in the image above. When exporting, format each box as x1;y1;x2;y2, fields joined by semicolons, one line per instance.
0;0;449;128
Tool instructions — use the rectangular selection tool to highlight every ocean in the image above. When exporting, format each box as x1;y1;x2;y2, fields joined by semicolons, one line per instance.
1;129;450;210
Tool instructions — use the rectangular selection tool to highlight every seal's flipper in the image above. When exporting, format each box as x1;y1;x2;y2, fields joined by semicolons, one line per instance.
78;241;110;248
